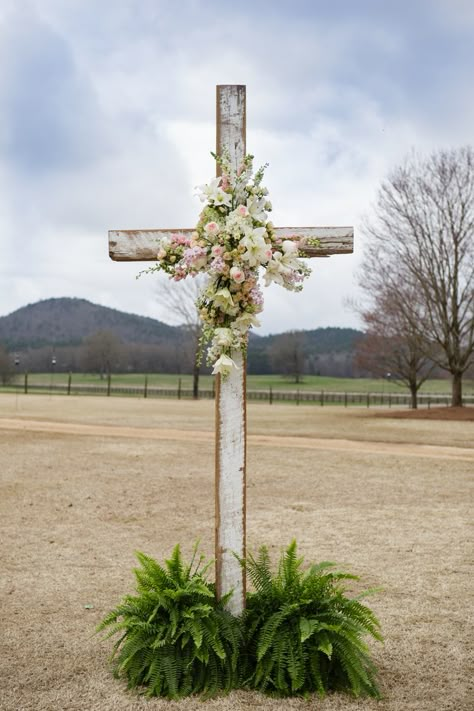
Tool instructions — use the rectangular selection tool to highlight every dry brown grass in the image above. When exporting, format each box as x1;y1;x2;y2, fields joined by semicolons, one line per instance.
0;395;472;711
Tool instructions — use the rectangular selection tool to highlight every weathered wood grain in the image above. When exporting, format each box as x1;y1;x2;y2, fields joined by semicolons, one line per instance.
216;84;246;173
108;226;354;261
215;85;247;614
215;349;246;615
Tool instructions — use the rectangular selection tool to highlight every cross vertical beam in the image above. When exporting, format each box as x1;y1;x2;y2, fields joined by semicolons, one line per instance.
215;85;247;615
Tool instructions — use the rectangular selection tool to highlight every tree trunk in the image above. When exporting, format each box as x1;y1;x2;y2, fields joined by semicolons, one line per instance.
409;383;418;409
193;361;200;400
451;372;463;407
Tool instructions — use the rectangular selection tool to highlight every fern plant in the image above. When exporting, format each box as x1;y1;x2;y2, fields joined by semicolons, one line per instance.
97;544;242;699
240;541;382;698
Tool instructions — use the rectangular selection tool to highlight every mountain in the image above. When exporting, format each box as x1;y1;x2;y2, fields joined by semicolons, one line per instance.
0;298;363;376
0;298;177;350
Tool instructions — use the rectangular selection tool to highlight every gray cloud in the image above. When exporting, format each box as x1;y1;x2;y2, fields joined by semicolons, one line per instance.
0;9;109;176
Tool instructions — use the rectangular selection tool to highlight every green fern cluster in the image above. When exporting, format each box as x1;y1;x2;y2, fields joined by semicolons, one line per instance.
98;541;382;700
96;544;241;699
241;541;382;698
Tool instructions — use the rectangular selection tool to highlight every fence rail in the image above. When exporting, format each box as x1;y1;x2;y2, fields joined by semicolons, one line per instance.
3;378;473;408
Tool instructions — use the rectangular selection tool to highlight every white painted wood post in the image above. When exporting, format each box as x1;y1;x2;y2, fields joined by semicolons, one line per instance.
215;85;247;615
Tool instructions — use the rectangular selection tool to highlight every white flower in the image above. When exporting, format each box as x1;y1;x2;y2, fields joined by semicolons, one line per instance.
263;251;286;286
247;195;267;222
212;287;234;312
240;227;271;267
214;188;232;208
213;328;234;347
233;312;261;332
212;353;239;377
282;239;298;254
229;265;245;283
196;177;221;203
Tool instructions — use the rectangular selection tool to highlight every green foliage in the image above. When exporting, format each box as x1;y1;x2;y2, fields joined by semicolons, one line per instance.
96;544;242;699
240;541;382;698
98;541;382;701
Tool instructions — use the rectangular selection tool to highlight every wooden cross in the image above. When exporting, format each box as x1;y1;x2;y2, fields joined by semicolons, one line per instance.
109;85;353;615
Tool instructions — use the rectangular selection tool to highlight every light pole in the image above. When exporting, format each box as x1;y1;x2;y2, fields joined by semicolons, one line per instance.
386;372;392;407
50;353;57;395
14;355;20;410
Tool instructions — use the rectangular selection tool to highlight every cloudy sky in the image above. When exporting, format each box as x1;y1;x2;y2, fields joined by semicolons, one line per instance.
1;0;473;335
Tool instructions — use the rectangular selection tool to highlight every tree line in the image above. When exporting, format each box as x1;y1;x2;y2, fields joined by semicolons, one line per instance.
0;329;364;383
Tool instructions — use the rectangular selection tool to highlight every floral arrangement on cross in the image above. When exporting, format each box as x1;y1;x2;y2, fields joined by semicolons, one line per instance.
146;152;312;377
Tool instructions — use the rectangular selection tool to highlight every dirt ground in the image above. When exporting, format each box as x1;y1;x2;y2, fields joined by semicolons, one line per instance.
378;406;474;422
0;395;472;711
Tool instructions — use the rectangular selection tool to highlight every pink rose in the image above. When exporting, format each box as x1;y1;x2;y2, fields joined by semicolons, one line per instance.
236;204;249;217
211;244;224;257
204;221;220;235
230;266;245;283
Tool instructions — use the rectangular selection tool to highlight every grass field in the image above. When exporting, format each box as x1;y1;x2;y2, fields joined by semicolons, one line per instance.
0;395;472;710
11;371;474;395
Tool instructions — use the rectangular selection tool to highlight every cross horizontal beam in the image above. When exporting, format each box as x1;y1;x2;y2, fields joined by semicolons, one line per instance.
109;226;353;261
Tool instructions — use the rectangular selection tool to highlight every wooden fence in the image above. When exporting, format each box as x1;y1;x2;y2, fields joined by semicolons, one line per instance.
3;376;473;408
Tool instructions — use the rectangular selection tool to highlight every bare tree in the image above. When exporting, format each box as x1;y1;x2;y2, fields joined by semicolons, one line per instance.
269;331;306;383
360;146;474;406
155;276;206;399
0;345;15;385
355;286;436;408
82;330;123;378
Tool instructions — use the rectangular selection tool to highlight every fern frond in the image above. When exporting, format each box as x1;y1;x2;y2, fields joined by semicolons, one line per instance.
242;540;382;699
97;543;241;700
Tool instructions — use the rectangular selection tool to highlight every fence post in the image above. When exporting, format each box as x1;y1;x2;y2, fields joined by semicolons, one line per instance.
388;392;392;408
296;389;300;406
177;378;182;400
67;371;72;395
428;395;431;409
269;386;273;405
24;372;28;394
107;373;111;397
367;392;370;408
320;390;324;407
344;392;347;408
144;375;148;399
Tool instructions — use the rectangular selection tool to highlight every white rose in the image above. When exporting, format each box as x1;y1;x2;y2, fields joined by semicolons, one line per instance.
282;239;298;254
213;328;234;348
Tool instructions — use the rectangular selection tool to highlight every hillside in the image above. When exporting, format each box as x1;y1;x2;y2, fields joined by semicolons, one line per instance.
247;327;363;374
0;298;177;349
0;298;363;376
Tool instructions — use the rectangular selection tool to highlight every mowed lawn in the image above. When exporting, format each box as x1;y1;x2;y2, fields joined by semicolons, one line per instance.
0;395;472;711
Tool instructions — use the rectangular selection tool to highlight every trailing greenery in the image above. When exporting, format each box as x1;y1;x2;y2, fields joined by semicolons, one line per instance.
240;541;382;698
96;544;242;699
